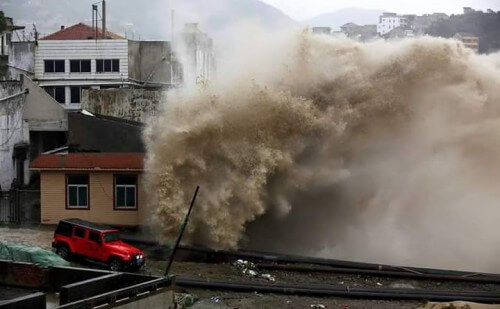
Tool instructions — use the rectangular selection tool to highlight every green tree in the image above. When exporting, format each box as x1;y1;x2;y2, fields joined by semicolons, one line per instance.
0;11;7;33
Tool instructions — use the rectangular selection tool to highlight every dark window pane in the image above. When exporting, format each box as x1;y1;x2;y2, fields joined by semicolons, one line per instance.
44;87;54;98
44;60;54;73
104;59;112;72
54;60;65;72
68;175;88;185
74;227;85;238
56;222;72;237
89;231;101;243
78;186;88;206
68;186;77;206
54;87;65;104
116;175;137;185
126;187;136;207
70;60;80;72
70;87;81;103
112;59;119;72
96;59;103;72
116;187;125;207
81;60;91;72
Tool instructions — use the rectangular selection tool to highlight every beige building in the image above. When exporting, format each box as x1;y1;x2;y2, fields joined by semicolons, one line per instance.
454;33;479;52
30;153;146;226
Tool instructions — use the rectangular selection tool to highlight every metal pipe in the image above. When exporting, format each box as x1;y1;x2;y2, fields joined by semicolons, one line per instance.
165;185;200;276
257;263;500;285
175;277;500;303
0;89;28;102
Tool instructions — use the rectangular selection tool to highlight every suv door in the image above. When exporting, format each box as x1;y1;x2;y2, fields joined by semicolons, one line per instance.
86;231;104;261
72;226;87;255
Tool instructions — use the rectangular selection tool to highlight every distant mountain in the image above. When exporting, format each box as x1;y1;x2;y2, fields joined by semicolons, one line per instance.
305;8;384;30
0;0;297;42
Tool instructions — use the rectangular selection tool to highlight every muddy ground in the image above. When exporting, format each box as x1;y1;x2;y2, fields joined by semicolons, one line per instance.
2;224;499;308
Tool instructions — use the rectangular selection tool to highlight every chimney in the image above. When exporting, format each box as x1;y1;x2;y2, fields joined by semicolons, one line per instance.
61;25;65;30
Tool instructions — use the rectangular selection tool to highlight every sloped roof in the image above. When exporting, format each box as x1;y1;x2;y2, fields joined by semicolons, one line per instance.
41;23;124;40
30;153;144;171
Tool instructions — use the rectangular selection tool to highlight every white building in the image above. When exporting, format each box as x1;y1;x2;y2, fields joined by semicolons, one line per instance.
377;13;408;36
1;17;25;57
34;23;179;109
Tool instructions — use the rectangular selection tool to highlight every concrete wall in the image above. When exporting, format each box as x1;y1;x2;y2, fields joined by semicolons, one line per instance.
22;75;67;131
128;41;178;86
7;42;35;80
68;112;145;152
0;81;29;190
40;171;146;225
179;24;215;86
81;88;161;123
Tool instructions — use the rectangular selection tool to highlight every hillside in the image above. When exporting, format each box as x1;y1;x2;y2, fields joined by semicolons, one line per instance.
427;10;500;53
0;0;297;41
305;8;383;30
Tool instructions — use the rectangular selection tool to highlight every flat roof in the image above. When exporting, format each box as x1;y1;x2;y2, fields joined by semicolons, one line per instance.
30;153;145;171
61;218;116;232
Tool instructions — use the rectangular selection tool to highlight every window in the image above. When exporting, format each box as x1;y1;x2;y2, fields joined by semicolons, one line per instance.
88;231;101;243
70;86;89;103
73;227;85;238
114;175;137;209
103;232;120;243
67;174;89;209
96;59;120;73
44;60;65;73
55;221;73;237
45;86;66;104
70;60;91;73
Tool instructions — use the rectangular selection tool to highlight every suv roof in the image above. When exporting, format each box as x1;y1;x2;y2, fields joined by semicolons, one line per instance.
60;218;117;232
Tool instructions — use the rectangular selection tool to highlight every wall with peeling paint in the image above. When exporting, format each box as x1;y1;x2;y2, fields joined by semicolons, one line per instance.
81;88;162;123
7;42;35;80
0;81;29;189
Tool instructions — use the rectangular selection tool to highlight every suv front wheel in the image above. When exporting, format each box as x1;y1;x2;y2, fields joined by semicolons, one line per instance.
56;243;71;260
109;257;124;271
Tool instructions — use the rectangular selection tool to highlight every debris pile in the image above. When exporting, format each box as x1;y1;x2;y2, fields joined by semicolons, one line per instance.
233;259;276;282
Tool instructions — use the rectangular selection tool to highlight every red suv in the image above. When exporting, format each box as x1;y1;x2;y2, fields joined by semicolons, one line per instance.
52;218;146;271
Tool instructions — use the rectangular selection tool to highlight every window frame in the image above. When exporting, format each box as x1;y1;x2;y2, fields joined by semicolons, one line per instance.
66;174;90;210
96;59;120;73
70;86;89;104
113;174;138;211
88;231;102;244
45;86;66;104
73;227;86;238
69;59;91;73
44;60;65;73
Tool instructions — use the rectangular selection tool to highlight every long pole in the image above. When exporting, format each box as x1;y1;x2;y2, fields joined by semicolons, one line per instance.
165;185;200;276
102;0;106;39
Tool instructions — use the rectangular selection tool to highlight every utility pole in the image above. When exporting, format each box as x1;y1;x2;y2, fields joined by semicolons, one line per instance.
165;186;200;276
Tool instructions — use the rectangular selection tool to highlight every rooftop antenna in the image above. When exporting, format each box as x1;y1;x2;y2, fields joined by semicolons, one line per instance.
92;4;98;39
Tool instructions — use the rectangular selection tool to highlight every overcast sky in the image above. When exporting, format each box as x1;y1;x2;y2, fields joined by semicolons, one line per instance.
261;0;500;20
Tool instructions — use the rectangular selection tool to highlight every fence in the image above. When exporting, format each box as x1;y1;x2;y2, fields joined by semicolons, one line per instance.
0;189;40;223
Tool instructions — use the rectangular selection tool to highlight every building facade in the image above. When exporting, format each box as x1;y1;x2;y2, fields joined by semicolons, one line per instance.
33;23;180;109
1;17;25;57
377;13;409;35
0;75;67;190
30;153;146;226
454;33;479;52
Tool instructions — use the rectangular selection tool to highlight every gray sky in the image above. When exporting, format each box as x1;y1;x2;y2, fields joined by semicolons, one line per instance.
261;0;500;20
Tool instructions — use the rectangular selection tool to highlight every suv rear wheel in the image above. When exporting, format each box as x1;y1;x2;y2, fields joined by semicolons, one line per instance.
109;257;124;271
56;243;70;260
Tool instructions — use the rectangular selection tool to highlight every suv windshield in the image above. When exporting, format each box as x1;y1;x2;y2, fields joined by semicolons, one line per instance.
103;232;120;243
